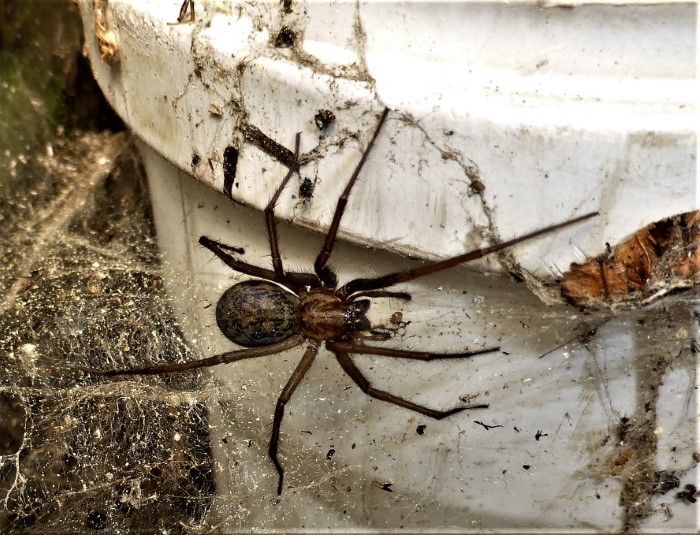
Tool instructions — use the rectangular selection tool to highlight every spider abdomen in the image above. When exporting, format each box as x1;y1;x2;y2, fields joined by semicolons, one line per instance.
216;280;300;347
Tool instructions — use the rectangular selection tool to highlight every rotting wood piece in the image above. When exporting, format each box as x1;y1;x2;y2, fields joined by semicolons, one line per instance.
562;210;700;308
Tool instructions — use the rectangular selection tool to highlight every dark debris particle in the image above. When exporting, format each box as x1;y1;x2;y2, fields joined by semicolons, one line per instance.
470;180;485;193
86;510;107;530
299;177;314;200
223;146;238;178
326;448;335;460
653;470;680;495
274;27;296;48
191;152;201;167
223;145;239;197
676;484;698;503
474;420;503;431
371;480;393;492
510;271;525;283
618;416;631;442
522;464;531;470
314;109;335;130
535;430;548;441
416;424;427;435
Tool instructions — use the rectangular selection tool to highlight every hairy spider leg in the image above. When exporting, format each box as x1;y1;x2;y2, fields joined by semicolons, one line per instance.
178;0;195;22
270;342;319;495
313;107;391;288
265;133;301;278
340;211;599;297
199;236;318;293
333;351;489;418
326;341;498;361
348;290;411;301
82;335;305;376
199;134;318;293
169;0;195;25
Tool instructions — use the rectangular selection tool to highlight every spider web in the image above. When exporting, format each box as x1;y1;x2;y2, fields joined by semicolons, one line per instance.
0;136;216;532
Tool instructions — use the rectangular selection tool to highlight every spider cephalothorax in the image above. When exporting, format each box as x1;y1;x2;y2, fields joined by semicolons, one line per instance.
91;107;597;495
298;290;373;340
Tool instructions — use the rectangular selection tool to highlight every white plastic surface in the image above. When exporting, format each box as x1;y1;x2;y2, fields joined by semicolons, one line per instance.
78;0;697;280
141;143;697;530
78;0;699;530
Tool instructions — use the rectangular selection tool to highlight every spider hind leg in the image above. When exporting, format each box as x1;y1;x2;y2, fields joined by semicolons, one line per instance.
269;343;319;495
333;350;488;419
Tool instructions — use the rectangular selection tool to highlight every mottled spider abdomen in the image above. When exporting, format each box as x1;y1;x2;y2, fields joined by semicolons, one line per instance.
216;280;300;347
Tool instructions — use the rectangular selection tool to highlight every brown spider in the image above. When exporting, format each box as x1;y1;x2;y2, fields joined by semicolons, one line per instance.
89;108;597;494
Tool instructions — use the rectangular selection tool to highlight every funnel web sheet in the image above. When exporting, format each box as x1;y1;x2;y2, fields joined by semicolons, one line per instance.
0;135;214;532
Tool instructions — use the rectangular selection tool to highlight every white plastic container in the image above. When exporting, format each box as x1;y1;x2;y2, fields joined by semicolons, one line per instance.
79;1;698;531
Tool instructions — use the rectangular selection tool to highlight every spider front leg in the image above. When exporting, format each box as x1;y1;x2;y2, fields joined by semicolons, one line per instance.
265;133;300;278
313;108;390;288
348;290;411;301
169;0;195;25
340;212;598;297
333;351;488;419
269;342;319;495
199;236;317;292
326;341;498;361
199;134;322;292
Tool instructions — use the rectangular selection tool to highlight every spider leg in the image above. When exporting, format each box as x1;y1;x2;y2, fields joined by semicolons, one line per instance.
181;0;195;23
168;0;195;25
339;212;598;296
270;342;319;495
81;335;305;376
350;330;393;342
333;350;488;419
265;133;301;278
327;341;499;361
313;108;390;288
199;236;318;292
348;290;411;301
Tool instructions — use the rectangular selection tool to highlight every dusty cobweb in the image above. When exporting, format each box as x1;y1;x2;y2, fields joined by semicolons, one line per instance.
0;135;216;533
